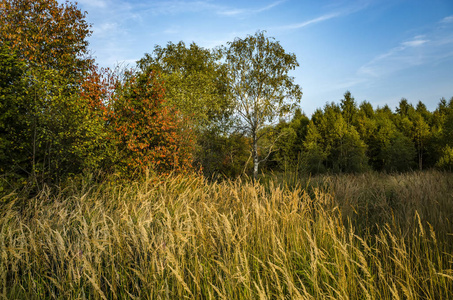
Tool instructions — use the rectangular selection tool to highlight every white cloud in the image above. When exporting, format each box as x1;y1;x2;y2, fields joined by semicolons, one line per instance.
145;1;215;15
276;13;340;30
401;38;429;48
219;9;245;16
441;15;453;24
138;0;284;17
275;0;373;31
217;0;286;16
358;32;452;78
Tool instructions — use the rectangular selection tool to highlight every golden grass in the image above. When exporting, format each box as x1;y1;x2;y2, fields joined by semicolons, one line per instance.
0;171;452;299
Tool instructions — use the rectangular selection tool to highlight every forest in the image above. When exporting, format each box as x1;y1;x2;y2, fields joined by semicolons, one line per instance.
1;1;453;188
1;0;452;299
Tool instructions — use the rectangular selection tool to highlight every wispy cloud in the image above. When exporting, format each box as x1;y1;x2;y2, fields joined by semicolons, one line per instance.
218;0;286;16
274;0;373;31
138;0;285;17
276;13;340;30
328;16;453;94
441;15;453;24
358;33;450;77
401;37;429;48
353;16;453;82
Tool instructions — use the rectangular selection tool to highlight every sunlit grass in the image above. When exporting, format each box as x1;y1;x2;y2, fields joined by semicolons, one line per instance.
1;171;452;299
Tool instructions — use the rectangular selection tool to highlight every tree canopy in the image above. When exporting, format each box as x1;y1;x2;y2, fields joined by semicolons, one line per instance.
224;31;302;179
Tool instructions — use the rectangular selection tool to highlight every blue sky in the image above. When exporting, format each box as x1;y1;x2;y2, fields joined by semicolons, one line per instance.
74;0;453;116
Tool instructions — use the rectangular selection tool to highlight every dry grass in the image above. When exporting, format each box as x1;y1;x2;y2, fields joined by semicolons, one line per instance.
1;171;452;299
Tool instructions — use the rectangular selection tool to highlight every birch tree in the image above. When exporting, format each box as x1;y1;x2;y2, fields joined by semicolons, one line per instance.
224;31;302;179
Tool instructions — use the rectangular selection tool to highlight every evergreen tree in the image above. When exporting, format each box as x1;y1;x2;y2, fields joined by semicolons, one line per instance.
301;121;328;174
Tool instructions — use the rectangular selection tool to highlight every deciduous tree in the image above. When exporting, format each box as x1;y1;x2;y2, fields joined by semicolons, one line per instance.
224;31;302;179
0;0;92;80
137;41;231;129
109;70;195;176
0;0;99;186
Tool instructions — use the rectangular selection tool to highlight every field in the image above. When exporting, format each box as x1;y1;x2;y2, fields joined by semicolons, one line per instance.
1;171;452;299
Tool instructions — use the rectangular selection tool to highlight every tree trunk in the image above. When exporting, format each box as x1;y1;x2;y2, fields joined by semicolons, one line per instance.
253;130;259;181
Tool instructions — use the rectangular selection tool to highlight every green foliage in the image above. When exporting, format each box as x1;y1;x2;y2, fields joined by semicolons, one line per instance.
441;98;453;146
268;109;310;171
0;43;104;187
197;130;251;178
341;90;358;128
224;31;302;179
308;101;368;174
0;0;98;188
382;131;416;172
1;0;452;183
136;41;235;177
0;44;29;182
137;41;232;129
301;121;328;174
436;146;453;171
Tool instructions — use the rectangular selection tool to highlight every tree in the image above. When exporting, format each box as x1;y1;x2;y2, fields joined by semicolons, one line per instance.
0;43;29;181
137;42;234;176
269;108;309;171
311;102;367;173
137;41;231;130
108;70;195;177
416;101;432;124
382;131;416;172
341;91;358;128
436;146;453;171
396;98;413;117
411;113;430;170
79;64;196;178
436;97;453;170
301;121;328;174
0;0;92;80
0;0;100;186
196;130;251;178
224;31;302;179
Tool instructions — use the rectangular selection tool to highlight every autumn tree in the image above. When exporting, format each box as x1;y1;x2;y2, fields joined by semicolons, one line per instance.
108;70;194;177
224;31;302;179
0;0;97;186
0;0;92;80
136;42;235;175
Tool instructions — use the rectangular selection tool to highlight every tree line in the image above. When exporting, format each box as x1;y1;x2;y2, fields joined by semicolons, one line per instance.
265;93;453;175
1;0;452;192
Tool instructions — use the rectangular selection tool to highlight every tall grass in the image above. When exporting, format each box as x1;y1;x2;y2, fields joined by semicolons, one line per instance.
1;171;452;299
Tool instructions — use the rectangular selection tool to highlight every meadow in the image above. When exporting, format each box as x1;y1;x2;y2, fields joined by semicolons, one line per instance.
1;171;452;299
